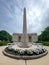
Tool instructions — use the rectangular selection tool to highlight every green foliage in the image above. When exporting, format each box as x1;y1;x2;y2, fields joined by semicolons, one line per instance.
42;42;49;46
0;30;12;42
38;27;49;42
7;48;46;55
0;41;8;46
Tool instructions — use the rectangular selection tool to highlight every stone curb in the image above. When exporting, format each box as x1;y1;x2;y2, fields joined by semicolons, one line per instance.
2;49;48;60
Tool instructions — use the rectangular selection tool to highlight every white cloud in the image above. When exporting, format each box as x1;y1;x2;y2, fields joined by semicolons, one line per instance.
0;0;49;35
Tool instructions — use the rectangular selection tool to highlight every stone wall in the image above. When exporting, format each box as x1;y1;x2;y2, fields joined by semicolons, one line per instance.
12;33;38;42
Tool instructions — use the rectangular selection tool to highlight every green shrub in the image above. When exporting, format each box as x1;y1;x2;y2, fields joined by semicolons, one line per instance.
0;41;8;46
0;42;3;46
42;42;49;46
35;41;49;46
35;41;43;43
19;50;25;55
0;30;12;42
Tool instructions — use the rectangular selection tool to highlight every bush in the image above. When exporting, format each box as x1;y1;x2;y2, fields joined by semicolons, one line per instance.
0;42;3;46
24;50;33;55
19;50;25;55
35;41;49;46
33;49;39;55
6;47;46;55
38;27;49;41
0;41;8;46
0;30;12;42
42;42;49;46
35;41;43;43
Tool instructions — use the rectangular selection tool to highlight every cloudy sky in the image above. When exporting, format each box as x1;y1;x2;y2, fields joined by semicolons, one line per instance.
0;0;49;35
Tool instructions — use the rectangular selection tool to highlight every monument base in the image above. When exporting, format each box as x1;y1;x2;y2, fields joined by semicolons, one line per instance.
3;43;48;60
17;42;32;48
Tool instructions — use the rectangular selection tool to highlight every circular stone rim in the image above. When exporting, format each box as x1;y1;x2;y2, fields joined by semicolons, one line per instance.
2;49;48;60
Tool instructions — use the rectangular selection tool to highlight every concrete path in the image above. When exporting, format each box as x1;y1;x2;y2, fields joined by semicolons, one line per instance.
0;46;49;65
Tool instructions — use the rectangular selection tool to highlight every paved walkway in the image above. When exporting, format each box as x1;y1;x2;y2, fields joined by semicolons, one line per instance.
0;46;49;65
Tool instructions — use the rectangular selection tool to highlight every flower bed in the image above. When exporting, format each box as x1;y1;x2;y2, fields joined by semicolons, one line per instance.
5;47;46;56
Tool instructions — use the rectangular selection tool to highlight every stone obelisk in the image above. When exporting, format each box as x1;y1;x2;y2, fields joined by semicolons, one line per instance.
17;8;32;48
23;8;27;34
22;8;28;47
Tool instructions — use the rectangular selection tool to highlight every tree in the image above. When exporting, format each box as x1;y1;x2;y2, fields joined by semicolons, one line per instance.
0;30;12;42
38;27;49;41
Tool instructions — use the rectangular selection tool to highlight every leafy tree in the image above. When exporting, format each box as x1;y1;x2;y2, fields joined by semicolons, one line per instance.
38;27;49;41
0;30;12;42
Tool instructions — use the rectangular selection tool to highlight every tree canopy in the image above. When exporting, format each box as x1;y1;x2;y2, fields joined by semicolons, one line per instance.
38;27;49;41
0;30;12;42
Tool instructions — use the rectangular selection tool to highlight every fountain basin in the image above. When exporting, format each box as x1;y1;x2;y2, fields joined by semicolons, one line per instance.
3;43;48;60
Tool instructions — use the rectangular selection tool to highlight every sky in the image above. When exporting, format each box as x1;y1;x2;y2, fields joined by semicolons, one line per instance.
0;0;49;35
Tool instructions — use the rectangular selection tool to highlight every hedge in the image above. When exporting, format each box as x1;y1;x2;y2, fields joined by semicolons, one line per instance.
0;41;8;46
42;42;49;46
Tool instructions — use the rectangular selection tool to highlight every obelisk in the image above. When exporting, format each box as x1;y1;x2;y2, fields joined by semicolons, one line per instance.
22;8;28;47
17;8;32;48
23;8;27;34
